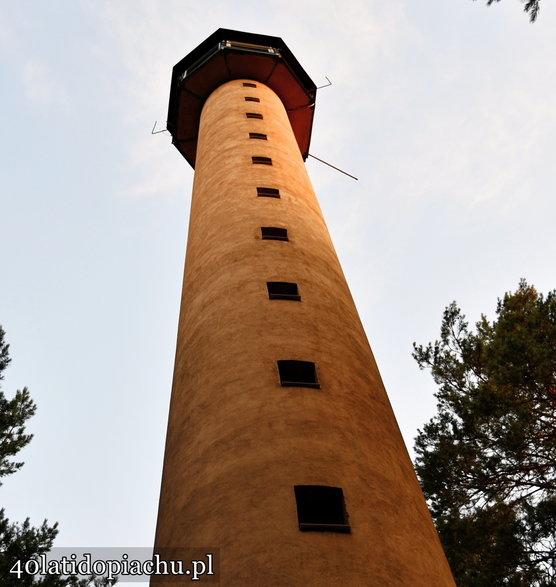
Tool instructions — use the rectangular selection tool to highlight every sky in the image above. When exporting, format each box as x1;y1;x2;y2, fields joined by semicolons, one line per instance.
1;0;555;567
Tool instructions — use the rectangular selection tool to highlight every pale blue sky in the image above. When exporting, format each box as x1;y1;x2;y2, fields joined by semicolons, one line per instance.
1;0;555;557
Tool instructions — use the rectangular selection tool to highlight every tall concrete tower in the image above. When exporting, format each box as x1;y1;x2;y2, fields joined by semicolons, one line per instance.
153;29;455;586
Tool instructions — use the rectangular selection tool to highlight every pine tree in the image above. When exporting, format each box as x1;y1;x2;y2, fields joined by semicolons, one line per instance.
413;280;555;585
0;327;116;586
474;0;540;22
0;325;59;585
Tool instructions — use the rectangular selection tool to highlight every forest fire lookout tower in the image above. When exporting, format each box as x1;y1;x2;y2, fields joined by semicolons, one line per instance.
153;28;455;586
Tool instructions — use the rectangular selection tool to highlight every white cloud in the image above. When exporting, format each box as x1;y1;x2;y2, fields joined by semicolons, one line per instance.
21;60;68;106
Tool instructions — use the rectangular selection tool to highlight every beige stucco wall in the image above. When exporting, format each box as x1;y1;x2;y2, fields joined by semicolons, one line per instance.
153;80;455;586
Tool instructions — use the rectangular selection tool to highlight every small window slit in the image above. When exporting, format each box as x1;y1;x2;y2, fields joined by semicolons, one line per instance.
294;486;351;533
267;282;300;301
261;227;288;241
252;156;272;166
277;360;319;388
257;187;280;197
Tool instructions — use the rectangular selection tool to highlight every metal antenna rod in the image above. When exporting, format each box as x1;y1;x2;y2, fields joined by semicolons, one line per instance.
151;121;170;135
308;153;358;180
316;76;332;90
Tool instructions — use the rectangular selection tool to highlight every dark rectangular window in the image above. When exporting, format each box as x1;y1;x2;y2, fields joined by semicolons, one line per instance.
294;486;351;533
261;227;288;241
249;132;267;140
246;112;263;119
243;82;257;87
252;157;272;166
257;187;280;198
245;97;260;102
277;360;319;388
267;282;300;301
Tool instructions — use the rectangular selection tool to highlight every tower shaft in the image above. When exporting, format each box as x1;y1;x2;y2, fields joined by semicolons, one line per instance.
154;78;454;585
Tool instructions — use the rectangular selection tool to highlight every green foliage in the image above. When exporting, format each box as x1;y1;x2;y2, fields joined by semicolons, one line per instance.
413;280;555;586
0;386;36;482
474;0;541;22
0;326;36;483
0;510;58;586
0;325;60;584
0;327;115;586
